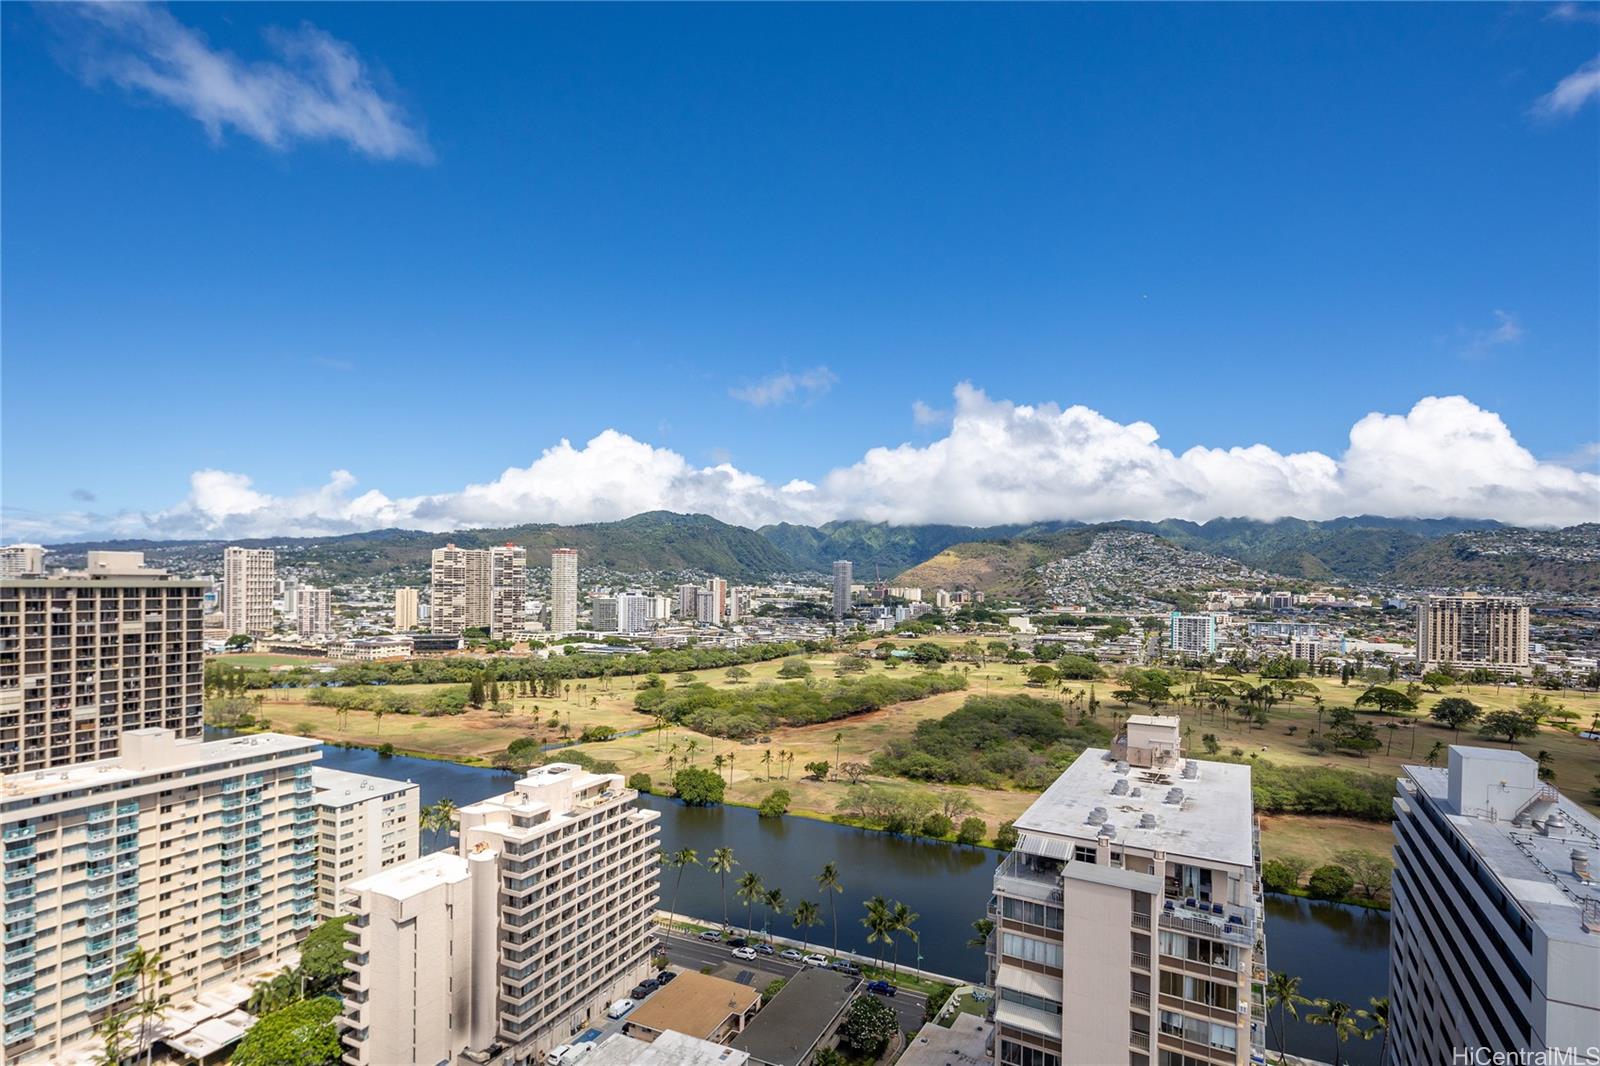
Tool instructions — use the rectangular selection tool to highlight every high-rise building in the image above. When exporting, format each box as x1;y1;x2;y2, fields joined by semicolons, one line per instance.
490;544;528;639
393;588;419;632
935;588;951;610
676;583;701;619
430;544;473;635
649;593;673;621
0;544;45;577
295;585;333;640
988;715;1267;1066
1167;611;1217;658
310;767;419;919
0;551;205;774
1389;746;1600;1064
832;560;853;621
1416;593;1530;673
591;594;621;632
549;548;579;634
706;577;727;621
726;586;745;623
223;546;275;638
0;729;320;1063
339;763;661;1066
695;588;719;625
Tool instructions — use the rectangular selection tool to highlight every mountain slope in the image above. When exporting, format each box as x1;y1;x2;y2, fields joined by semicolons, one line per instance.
757;519;1078;574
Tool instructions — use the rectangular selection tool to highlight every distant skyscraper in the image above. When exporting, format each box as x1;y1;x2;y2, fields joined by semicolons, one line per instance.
549;548;578;633
488;544;527;639
431;545;526;636
0;551;205;773
1167;611;1217;658
0;543;45;577
223;546;275;637
934;588;951;610
1389;747;1600;1064
295;585;333;640
695;588;719;625
429;544;472;634
832;560;853;621
726;586;744;623
393;588;419;631
676;582;701;618
1416;593;1529;673
706;576;727;620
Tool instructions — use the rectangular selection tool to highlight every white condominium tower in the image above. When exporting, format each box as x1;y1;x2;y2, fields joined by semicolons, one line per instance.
430;543;476;635
832;560;853;621
489;544;527;639
549;548;578;634
1416;593;1530;673
222;546;276;638
0;729;320;1063
988;716;1267;1066
310;767;419;919
0;545;44;578
706;576;727;620
1167;611;1217;658
430;544;527;638
295;585;333;640
0;551;205;775
340;763;661;1066
1389;747;1600;1065
392;588;419;632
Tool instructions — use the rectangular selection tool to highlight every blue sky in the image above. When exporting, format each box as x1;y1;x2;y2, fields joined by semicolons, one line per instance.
3;2;1597;539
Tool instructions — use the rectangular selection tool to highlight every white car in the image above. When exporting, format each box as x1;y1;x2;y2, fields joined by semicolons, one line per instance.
605;998;637;1020
779;948;803;961
547;1045;593;1066
802;953;828;967
730;946;757;961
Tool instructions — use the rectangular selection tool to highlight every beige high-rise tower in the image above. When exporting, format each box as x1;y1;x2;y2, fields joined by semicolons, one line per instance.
392;587;419;631
549;548;578;633
223;546;275;638
1416;593;1529;673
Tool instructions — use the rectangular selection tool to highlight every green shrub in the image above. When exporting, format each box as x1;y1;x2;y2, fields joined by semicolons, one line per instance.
627;772;653;794
920;812;954;838
758;788;791;818
635;672;966;739
956;817;986;846
1307;864;1355;900
674;767;725;806
1261;859;1300;894
840;995;900;1055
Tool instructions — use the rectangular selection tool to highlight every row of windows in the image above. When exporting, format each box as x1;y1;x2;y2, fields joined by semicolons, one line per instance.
1158;971;1237;1011
1001;932;1062;968
1158;1009;1237;1051
1001;897;1063;930
999;1038;1061;1066
1158;930;1235;969
999;986;1062;1015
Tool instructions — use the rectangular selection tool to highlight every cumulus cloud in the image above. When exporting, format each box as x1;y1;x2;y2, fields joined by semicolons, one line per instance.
911;400;950;427
48;3;431;161
1546;3;1600;24
1531;55;1600;119
8;389;1597;542
728;367;837;407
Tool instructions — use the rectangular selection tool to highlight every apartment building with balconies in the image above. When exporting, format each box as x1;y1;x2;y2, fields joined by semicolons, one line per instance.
0;551;205;775
1389;746;1600;1066
0;728;321;1063
222;547;275;639
339;762;661;1066
1416;593;1529;674
988;716;1267;1066
311;767;420;919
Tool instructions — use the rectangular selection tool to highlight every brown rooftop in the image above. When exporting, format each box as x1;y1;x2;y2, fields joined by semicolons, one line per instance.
627;971;762;1041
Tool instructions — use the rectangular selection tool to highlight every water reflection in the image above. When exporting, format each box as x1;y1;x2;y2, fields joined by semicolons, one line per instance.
1265;894;1390;1066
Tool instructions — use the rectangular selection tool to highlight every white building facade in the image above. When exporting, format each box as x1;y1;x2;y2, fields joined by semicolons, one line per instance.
832;560;853;621
311;767;420;919
393;588;419;632
295;585;333;641
1167;611;1217;659
223;547;276;639
0;545;44;578
1416;593;1530;673
549;549;579;634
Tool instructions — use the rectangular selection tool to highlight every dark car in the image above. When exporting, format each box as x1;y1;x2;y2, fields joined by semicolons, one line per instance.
830;961;862;977
630;979;659;999
726;937;748;948
697;930;723;942
656;970;677;985
865;980;896;997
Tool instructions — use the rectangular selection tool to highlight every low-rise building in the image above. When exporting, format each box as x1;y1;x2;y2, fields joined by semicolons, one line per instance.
329;635;415;662
311;768;419;918
586;1029;752;1066
625;971;761;1044
729;967;859;1066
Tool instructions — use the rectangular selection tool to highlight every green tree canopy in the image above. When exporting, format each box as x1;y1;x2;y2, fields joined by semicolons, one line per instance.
673;766;726;806
232;996;342;1066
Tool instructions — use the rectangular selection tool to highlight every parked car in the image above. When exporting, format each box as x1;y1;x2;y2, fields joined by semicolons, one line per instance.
830;960;862;977
656;970;677;985
754;943;775;956
731;946;758;961
697;930;723;942
629;980;658;999
605;999;636;1020
779;949;803;961
546;1045;594;1066
802;954;828;967
726;936;749;948
865;979;897;997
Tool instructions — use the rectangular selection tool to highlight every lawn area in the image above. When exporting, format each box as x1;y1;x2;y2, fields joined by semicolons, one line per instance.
235;642;1600;849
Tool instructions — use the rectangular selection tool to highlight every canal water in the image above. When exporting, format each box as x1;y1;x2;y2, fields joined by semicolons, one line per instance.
295;740;1390;1063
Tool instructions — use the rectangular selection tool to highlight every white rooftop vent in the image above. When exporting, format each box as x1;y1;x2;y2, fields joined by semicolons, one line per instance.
1541;810;1568;837
1111;780;1129;796
1097;823;1116;840
1116;760;1130;774
1182;761;1199;780
1087;807;1108;825
1164;788;1185;805
1574;849;1592;884
1139;813;1158;829
1130;787;1143;798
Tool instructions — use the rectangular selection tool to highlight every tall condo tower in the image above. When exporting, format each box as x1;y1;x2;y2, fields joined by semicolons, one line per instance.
549;548;579;634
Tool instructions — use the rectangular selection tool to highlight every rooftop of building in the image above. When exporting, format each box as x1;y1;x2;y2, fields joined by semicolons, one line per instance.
458;763;633;834
1012;741;1256;869
895;1013;993;1066
344;849;468;900
1403;746;1600;946
728;967;858;1066
585;1030;750;1066
625;971;761;1040
0;729;319;803
310;766;417;806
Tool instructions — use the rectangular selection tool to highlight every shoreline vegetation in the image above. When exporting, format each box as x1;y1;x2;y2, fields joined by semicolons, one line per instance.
206;636;1599;866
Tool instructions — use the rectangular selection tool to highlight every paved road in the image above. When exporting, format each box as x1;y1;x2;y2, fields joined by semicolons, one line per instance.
659;931;929;1035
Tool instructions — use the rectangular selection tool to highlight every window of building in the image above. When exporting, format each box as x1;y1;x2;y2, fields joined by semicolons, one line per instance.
1159;972;1237;1011
1001;932;1063;968
999;987;1062;1015
1001;897;1064;930
999;1041;1061;1066
1073;845;1098;864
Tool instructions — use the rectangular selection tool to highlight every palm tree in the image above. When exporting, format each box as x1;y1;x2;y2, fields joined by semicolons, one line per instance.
664;848;699;946
247;971;299;1015
1363;996;1390;1065
423;797;458;850
372;706;386;736
713;754;726;781
708;847;738;933
762;749;774;779
116;946;171;1066
336;706;350;732
966;917;994;950
1308;999;1363;1065
685;738;701;766
736;871;764;939
792;899;821;954
762;887;786;940
860;896;893;968
93;1008;132;1066
890;901;918;976
725;749;736;785
1266;972;1309;1064
817;863;843;956
832;732;844;776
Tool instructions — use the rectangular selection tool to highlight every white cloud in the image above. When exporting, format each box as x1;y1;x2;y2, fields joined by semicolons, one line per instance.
911;400;950;427
728;367;837;407
1532;55;1600;119
1546;3;1600;24
50;3;430;162
8;389;1598;542
1457;309;1524;358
